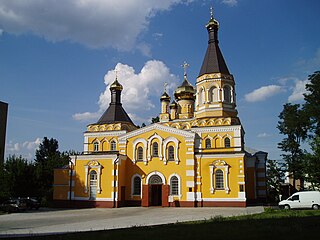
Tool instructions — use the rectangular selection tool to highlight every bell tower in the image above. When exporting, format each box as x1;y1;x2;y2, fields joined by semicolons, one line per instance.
195;7;237;119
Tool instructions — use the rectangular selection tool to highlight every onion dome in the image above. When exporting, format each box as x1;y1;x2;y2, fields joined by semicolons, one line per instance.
109;79;123;91
206;7;219;30
174;74;195;101
169;100;178;109
160;91;170;102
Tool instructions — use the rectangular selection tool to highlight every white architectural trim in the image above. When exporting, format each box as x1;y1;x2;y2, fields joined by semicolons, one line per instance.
147;133;163;160
84;130;126;137
202;198;245;202
209;160;230;194
163;136;180;164
119;123;195;141
168;173;181;198
132;138;148;164
146;171;166;185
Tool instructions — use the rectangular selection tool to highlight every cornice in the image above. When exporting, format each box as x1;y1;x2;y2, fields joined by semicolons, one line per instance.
119;123;195;141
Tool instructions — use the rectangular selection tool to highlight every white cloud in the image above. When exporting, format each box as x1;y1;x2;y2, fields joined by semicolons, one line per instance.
73;60;179;124
6;138;41;160
288;79;309;102
0;0;190;50
221;0;238;7
0;29;3;35
257;133;272;138
245;85;284;102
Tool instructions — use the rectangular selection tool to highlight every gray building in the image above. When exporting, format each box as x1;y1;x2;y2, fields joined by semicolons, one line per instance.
0;101;8;164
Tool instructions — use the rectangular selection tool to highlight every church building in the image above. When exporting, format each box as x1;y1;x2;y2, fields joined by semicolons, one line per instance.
53;10;267;208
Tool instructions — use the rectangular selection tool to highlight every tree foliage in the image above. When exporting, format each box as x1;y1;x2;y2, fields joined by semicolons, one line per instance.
266;159;285;202
35;137;69;201
277;103;309;189
304;71;320;136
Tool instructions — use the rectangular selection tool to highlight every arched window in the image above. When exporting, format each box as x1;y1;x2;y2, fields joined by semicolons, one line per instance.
199;88;205;104
205;138;211;148
209;87;219;102
224;138;231;148
89;170;97;200
132;176;141;195
168;146;174;161
94;142;99;152
152;142;159;157
110;140;116;151
137;146;143;161
170;176;179;195
223;85;231;103
215;169;224;189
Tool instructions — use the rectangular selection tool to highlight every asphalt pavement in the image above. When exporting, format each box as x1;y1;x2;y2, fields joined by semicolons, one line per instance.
0;206;264;238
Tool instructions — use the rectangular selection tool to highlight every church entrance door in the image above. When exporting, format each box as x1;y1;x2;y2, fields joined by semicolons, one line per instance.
148;174;163;206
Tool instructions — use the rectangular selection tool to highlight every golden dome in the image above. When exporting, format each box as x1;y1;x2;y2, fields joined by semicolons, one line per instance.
174;75;195;101
160;91;170;101
110;79;123;91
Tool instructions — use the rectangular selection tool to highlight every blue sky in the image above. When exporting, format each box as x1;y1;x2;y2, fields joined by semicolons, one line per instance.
1;0;319;160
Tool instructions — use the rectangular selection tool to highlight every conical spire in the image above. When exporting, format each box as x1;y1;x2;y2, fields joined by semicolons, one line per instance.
198;7;230;77
96;71;134;125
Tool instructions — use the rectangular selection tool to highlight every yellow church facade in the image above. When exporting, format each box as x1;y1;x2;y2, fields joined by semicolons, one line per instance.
53;10;267;208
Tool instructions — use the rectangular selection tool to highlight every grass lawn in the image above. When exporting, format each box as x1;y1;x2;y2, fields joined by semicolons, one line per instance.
12;209;320;240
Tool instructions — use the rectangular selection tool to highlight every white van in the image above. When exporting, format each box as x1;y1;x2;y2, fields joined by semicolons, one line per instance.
279;191;320;210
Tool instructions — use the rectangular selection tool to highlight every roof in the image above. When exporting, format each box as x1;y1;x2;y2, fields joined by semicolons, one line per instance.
199;42;230;76
96;103;134;125
198;16;230;77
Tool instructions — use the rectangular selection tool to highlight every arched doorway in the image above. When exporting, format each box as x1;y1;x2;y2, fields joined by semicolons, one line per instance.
148;174;163;206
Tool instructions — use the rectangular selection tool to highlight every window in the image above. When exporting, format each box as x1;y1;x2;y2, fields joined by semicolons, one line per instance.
110;140;116;151
168;146;174;161
209;87;218;102
132;176;141;195
90;170;97;200
223;85;231;103
94;142;99;152
215;169;224;189
292;195;299;201
152;142;159;157
137;146;143;161
199;88;205;104
239;185;244;192
170;176;179;195
205;138;211;148
224;138;231;148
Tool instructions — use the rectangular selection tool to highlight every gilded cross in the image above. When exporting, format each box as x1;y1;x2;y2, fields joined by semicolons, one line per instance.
164;82;168;92
210;6;214;19
182;61;190;76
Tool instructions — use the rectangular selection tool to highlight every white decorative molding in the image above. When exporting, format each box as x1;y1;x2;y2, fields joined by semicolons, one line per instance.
163;136;180;164
132;138;147;164
146;171;166;185
84;130;126;137
186;159;195;166
118;123;195;141
186;181;195;187
209;160;230;194
147;133;163;160
168;173;181;198
186;170;195;176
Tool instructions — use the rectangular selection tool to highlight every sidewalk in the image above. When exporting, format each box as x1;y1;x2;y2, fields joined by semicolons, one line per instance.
0;206;264;238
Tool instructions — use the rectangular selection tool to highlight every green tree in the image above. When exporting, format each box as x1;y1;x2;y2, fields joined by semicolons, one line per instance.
266;160;285;202
304;71;320;136
35;137;68;202
277;103;309;190
2;155;37;199
304;137;320;189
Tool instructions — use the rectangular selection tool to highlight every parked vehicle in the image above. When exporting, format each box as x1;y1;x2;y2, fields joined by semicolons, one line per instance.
24;197;40;210
279;191;320;210
0;199;28;212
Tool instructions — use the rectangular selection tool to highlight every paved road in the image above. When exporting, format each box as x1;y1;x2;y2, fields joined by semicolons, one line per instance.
0;206;264;237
